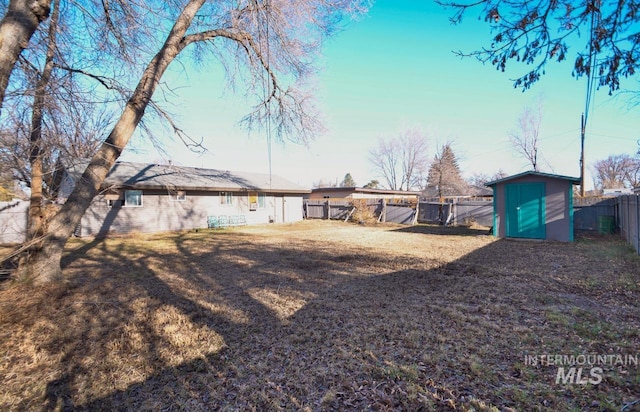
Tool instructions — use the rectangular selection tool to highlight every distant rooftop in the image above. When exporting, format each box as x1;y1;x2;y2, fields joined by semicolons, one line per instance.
311;187;421;195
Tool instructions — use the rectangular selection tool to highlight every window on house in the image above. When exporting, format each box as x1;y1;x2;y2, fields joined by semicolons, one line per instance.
249;192;266;210
169;190;186;201
107;199;123;207
124;190;143;207
220;191;233;205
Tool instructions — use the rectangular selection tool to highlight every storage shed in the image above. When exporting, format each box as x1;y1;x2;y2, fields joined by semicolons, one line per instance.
486;171;581;242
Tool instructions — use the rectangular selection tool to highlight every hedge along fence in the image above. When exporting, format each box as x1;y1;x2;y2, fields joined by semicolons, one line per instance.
303;199;418;225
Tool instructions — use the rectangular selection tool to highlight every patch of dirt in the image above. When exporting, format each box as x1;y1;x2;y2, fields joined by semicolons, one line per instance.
0;220;638;411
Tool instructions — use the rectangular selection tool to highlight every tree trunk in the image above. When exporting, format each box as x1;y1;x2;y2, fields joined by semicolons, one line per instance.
0;0;51;115
15;0;57;279
26;0;58;241
17;0;206;283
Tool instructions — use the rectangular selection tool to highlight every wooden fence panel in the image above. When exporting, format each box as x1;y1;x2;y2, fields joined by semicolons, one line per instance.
303;199;414;224
417;202;442;224
455;201;493;227
618;195;640;254
385;203;416;224
574;198;617;231
304;200;327;219
417;200;492;226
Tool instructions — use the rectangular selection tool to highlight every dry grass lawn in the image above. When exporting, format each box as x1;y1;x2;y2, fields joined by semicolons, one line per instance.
0;220;639;411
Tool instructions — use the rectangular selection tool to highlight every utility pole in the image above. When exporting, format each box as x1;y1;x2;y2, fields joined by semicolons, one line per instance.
580;113;586;197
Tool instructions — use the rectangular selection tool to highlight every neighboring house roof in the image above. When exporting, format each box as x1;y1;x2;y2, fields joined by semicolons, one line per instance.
311;187;421;196
63;160;310;194
485;171;581;187
603;188;632;196
469;185;493;197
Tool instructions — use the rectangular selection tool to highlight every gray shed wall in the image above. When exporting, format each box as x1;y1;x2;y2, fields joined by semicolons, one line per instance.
493;175;574;242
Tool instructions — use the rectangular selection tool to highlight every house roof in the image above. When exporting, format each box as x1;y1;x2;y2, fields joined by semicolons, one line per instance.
311;187;421;196
485;171;581;187
64;160;310;194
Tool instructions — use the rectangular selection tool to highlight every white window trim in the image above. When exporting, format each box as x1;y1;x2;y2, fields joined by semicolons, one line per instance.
124;189;143;207
258;192;267;209
169;190;187;202
220;191;233;206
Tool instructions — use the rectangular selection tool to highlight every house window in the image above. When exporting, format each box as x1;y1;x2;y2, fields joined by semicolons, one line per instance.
220;191;233;205
249;192;267;210
107;199;123;207
124;190;143;207
169;190;186;201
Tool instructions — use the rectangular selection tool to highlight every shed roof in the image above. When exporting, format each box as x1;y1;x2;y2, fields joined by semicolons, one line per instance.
485;171;581;187
64;160;310;194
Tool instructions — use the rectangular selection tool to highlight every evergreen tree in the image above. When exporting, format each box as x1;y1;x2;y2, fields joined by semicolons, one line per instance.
363;179;379;189
426;144;468;198
340;173;356;187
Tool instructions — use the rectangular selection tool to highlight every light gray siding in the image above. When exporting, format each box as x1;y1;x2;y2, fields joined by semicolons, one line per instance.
77;190;304;237
0;200;28;244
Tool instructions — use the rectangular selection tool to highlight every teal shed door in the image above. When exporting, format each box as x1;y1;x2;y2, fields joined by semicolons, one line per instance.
505;182;546;239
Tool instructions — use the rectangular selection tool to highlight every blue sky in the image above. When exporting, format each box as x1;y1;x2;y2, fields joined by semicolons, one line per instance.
121;0;639;190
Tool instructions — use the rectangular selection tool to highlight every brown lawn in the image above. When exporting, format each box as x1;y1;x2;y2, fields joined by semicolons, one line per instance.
0;220;639;411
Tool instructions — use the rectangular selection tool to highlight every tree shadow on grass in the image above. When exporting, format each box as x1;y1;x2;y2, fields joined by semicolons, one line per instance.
393;224;492;237
4;229;638;411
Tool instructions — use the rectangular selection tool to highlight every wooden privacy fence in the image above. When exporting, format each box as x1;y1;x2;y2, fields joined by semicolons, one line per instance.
573;197;617;231
418;199;493;226
417;196;619;232
618;195;640;254
303;199;417;224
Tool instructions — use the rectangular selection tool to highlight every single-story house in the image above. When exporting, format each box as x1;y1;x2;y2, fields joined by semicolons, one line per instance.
58;160;310;237
308;187;420;202
486;171;581;242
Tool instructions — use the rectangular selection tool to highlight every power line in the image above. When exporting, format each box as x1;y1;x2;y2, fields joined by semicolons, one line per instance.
258;0;273;190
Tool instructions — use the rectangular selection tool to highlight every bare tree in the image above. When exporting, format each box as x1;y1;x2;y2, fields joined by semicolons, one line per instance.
426;143;468;198
509;100;542;171
466;169;507;195
1;0;137;244
369;129;429;191
369;137;400;190
0;0;52;114
14;0;368;283
399;130;430;191
439;0;640;96
592;154;639;190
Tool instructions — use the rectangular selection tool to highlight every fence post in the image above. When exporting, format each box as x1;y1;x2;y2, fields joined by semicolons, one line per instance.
381;199;387;223
636;195;640;254
625;196;631;243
